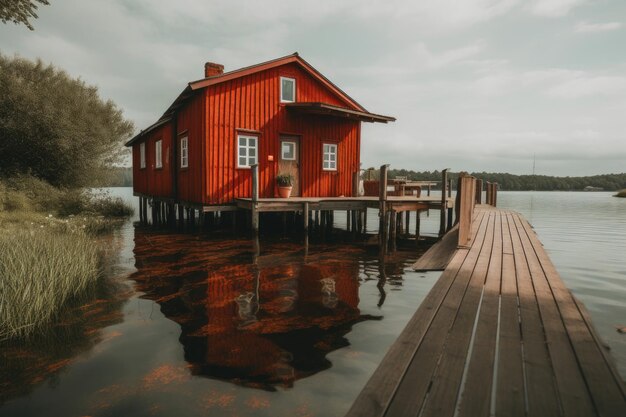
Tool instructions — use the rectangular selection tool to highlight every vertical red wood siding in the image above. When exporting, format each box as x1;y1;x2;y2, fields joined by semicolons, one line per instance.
204;62;361;204
132;122;173;198
176;92;205;203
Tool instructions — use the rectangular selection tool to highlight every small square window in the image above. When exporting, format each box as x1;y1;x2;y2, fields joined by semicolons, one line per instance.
237;134;258;168
322;143;337;171
281;142;296;160
280;77;295;103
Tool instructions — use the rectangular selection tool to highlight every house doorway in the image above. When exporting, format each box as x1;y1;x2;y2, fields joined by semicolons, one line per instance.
279;136;300;196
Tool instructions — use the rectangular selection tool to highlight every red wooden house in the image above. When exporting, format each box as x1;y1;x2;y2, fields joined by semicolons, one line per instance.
125;53;394;208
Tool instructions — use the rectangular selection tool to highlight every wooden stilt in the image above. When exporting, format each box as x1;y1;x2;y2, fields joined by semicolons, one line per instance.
303;202;309;234
379;164;389;246
405;211;410;235
178;205;184;228
251;164;259;235
142;198;148;224
315;210;320;232
390;210;397;251
439;168;449;237
363;208;368;234
415;210;421;245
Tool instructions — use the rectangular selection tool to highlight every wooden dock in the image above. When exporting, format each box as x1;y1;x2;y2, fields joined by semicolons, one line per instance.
346;205;625;417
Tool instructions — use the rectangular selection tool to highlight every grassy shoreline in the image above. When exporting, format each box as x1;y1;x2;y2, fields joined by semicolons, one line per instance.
614;189;626;198
0;176;133;340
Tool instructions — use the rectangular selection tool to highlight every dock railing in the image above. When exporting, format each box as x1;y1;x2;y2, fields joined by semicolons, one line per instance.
485;181;498;206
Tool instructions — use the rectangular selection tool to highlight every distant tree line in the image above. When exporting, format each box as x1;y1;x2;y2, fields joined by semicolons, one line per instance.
363;168;626;191
100;167;132;187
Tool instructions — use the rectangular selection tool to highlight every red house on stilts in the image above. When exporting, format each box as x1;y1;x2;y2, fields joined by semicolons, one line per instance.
126;53;394;223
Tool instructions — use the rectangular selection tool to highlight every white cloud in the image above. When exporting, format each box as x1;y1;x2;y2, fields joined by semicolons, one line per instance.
547;75;626;98
575;21;622;33
468;67;626;99
528;0;588;17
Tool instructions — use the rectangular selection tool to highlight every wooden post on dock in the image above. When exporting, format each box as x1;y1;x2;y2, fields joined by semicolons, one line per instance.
492;183;498;207
352;171;360;197
251;164;259;234
439;168;449;237
448;178;452;198
379;164;389;248
486;181;492;206
476;179;483;204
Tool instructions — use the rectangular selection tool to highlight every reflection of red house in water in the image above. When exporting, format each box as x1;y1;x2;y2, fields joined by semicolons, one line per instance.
131;230;377;390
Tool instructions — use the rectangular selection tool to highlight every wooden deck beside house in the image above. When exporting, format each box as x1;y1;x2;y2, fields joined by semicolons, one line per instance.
346;205;626;417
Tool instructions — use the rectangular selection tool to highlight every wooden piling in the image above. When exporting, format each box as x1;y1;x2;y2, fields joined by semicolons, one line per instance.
439;168;448;236
415;210;421;245
363;208;368;234
405;211;410;235
379;164;389;246
389;210;397;251
475;179;483;204
251;164;259;234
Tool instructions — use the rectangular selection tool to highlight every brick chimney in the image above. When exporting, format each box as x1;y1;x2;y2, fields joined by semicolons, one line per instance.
204;62;224;78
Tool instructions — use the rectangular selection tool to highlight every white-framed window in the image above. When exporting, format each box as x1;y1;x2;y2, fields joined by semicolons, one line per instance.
237;134;258;168
139;142;146;169
280;77;296;103
281;141;296;160
155;139;162;168
323;143;337;171
180;136;188;168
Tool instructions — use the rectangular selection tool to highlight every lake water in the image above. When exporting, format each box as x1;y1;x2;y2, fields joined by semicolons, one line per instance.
0;189;624;416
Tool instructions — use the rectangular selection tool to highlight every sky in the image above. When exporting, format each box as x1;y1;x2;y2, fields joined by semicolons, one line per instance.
1;0;625;176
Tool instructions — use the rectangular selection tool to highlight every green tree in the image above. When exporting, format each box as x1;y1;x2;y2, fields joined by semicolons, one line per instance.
0;54;134;187
0;0;49;30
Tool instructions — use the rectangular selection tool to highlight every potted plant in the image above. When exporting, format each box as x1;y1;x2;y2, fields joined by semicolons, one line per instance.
276;173;294;198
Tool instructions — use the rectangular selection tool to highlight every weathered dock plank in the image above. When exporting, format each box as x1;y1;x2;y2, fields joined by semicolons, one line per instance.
346;206;626;417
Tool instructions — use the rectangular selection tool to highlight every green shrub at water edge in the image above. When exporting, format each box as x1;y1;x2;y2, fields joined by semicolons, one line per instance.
0;227;100;340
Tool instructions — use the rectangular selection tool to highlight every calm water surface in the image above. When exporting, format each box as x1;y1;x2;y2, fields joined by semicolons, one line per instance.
1;189;624;417
0;188;441;417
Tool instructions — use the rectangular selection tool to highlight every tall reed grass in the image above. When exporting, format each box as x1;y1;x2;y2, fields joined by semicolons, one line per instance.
0;225;100;340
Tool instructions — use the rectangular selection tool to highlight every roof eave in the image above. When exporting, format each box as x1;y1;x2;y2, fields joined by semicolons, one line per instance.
285;102;396;124
124;117;172;147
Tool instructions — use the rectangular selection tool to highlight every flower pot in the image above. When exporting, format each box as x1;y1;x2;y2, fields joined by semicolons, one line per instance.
278;186;292;198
